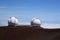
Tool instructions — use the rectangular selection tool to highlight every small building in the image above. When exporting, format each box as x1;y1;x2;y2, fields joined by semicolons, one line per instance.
31;18;41;27
8;17;19;26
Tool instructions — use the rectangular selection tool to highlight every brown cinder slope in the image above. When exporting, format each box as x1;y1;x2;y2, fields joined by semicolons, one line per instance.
0;26;60;40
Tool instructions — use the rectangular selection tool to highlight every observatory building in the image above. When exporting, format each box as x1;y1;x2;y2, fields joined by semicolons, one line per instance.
8;17;19;26
31;18;41;26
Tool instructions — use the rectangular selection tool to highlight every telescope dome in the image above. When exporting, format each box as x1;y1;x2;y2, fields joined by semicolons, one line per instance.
8;17;18;26
31;18;41;26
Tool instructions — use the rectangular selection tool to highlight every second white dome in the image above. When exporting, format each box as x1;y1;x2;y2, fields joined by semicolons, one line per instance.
31;18;41;26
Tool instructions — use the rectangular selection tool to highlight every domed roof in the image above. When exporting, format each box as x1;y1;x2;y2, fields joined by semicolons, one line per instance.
8;17;19;26
31;18;41;26
8;17;18;23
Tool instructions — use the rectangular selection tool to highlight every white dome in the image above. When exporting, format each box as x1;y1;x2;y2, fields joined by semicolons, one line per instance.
31;18;41;26
8;17;19;26
8;17;18;23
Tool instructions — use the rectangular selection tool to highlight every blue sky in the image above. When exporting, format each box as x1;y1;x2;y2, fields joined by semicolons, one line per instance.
0;0;60;26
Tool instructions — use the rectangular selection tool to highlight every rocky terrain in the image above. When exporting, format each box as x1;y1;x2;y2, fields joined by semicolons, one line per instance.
0;26;60;40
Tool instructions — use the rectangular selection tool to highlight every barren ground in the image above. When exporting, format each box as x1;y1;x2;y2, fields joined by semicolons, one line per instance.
0;26;60;40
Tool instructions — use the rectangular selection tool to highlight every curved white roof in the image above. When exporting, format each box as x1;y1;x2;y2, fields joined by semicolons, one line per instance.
31;18;41;26
8;17;18;23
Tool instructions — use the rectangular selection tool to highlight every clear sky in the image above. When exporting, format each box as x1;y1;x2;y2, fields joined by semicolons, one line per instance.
0;0;60;26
